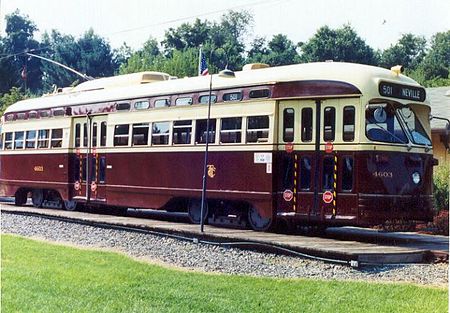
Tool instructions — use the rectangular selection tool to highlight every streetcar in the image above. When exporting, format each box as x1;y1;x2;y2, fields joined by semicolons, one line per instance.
0;62;435;231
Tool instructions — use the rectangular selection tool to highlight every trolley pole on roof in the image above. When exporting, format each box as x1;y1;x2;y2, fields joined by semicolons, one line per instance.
25;52;94;81
200;67;235;233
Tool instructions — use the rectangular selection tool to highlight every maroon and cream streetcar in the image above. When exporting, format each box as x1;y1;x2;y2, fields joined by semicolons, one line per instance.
0;62;434;230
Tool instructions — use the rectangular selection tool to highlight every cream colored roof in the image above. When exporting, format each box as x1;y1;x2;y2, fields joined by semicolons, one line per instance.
6;62;424;114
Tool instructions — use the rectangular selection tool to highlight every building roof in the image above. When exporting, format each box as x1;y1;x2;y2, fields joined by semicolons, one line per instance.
427;86;450;130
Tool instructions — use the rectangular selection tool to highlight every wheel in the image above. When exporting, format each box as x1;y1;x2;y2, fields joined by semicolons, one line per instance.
64;200;77;211
248;205;273;231
188;199;208;224
32;189;44;208
14;189;27;206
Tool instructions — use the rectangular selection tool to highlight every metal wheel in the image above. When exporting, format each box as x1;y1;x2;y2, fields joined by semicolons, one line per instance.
64;200;77;211
32;189;44;208
188;199;208;224
14;189;27;206
248;205;273;231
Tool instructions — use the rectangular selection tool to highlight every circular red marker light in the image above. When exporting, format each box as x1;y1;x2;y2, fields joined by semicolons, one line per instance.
283;189;294;202
285;143;294;153
323;191;333;203
325;141;333;153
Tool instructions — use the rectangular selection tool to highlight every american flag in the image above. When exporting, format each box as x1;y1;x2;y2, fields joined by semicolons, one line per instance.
199;51;209;76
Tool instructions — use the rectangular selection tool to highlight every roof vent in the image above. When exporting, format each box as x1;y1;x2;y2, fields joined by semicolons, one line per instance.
72;71;171;92
243;63;270;71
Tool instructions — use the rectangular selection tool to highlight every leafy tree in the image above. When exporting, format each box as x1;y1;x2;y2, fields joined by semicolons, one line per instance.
380;34;426;71
299;24;378;65
410;31;450;87
247;34;299;66
1;10;42;94
77;29;114;78
112;42;133;74
119;37;162;74
40;30;83;91
0;87;27;116
40;28;115;92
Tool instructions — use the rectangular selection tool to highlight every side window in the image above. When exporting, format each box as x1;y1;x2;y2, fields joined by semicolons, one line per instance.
199;95;217;104
283;108;295;142
14;131;25;149
4;132;13;150
91;156;97;181
92;122;98;148
134;100;150;110
300;157;312;190
343;106;355;142
26;130;36;149
322;157;334;190
100;122;107;147
342;156;354;191
132;123;149;146
196;119;216;144
223;92;242;102
173;120;192;145
113;124;130;146
323;107;336;141
75;123;81;148
51;129;63;148
175;97;193;106
152;122;170;145
301;108;313;142
154;99;170;108
220;117;242;143
37;130;50;149
83;123;88;147
247;115;269;143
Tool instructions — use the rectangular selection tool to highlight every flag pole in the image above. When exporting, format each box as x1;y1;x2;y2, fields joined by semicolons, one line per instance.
198;47;202;76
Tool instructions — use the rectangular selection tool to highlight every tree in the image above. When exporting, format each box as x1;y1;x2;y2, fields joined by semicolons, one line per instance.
119;37;162;74
77;29;114;78
380;34;426;71
40;29;115;91
1;10;42;94
299;25;378;65
411;31;450;87
247;34;299;66
0;87;27;116
112;42;133;74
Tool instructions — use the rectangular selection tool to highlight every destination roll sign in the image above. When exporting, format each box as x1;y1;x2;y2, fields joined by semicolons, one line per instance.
379;82;426;102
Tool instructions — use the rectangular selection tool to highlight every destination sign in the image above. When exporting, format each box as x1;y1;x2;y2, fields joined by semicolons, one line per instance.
379;82;426;102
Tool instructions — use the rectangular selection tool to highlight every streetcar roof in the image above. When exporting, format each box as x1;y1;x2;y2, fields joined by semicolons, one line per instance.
5;62;425;114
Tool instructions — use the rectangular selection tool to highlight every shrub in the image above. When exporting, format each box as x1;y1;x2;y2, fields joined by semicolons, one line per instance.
433;164;449;212
433;210;449;235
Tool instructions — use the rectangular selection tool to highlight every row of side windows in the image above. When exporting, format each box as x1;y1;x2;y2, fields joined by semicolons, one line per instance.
282;106;355;142
113;116;270;147
2;129;63;150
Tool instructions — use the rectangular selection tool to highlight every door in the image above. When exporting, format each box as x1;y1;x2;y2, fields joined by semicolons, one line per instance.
278;99;352;222
72;115;108;203
277;100;317;218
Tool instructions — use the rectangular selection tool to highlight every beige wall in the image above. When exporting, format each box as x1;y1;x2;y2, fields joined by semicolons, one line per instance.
432;131;449;166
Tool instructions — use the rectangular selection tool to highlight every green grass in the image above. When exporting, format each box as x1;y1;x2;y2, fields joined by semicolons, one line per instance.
1;234;448;313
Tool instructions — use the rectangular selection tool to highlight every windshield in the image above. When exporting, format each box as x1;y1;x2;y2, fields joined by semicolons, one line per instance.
366;103;408;144
398;106;432;146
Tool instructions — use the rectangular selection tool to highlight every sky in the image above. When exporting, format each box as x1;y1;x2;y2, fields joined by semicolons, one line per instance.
0;0;449;52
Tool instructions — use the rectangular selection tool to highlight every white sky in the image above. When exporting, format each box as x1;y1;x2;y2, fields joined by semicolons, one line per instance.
0;0;449;52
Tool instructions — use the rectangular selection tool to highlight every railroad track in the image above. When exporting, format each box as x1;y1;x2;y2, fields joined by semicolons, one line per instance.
1;201;448;266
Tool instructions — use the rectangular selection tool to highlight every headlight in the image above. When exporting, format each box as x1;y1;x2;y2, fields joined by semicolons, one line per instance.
412;172;421;184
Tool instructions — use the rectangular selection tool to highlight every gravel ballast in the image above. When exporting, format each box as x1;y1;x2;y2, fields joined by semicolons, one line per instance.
1;212;448;286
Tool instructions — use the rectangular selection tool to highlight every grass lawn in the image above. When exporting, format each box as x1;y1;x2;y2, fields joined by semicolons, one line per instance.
1;234;448;313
